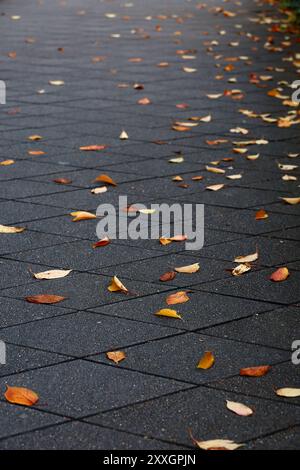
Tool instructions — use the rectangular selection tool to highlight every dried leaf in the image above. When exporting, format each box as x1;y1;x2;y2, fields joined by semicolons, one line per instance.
276;388;300;398
106;351;126;364
232;263;251;276
33;269;72;280
255;209;269;220
226;174;242;180
26;295;66;304
49;80;65;86
5;386;39;406
269;267;290;282
120;130;129;140
206;184;225;191
0;159;15;166
197;351;215;370
281;197;300;205
226;400;253;416
169;156;184;163
138;97;151;105
234;250;258;263
108;276;128;293
93;237;111;248
28;135;42;141
70;211;97;222
53;178;72;185
0;224;25;234
206;166;225;174
155;308;182;319
166;291;190;305
28;150;45;156
94;174;117;186
240;365;271;377
91;186;108;194
175;263;200;273
192;438;243;451
159;235;187;245
79;145;107;151
160;271;177;282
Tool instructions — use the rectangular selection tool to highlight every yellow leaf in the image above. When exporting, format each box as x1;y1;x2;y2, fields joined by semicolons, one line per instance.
197;351;215;369
0;159;15;166
155;308;182;319
175;263;200;273
108;276;128;293
0;224;25;234
106;351;126;364
28;135;42;141
70;211;96;222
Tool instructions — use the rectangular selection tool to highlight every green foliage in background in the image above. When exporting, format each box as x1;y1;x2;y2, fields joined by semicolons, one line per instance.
281;0;300;23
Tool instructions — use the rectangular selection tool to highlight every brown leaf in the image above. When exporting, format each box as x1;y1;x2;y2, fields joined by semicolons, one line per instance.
240;365;271;377
106;351;126;364
94;174;117;186
53;178;72;185
231;263;251;276
92;237;111;248
4;386;39;406
28;135;42;141
269;267;290;282
166;291;190;305
159;271;177;282
159;235;187;245
197;351;215;370
26;295;66;304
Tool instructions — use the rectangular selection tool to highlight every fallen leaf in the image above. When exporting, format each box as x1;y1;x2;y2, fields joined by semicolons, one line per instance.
269;267;290;282
255;209;269;220
282;175;297;181
53;178;72;185
120;130;129;140
138;97;151;105
32;269;72;280
28;150;45;156
49;80;65;86
234;250;258;263
226;174;242;180
166;291;190;305
169;156;184;163
0;224;25;234
207;93;223;99
79;145;107;151
278;163;298;171
226;400;253;417
281;197;300;205
91;186;108;194
160;271;177;282
0;159;15;166
206;184;225;191
197;351;215;369
93;237;111;248
231;263;251;276
206;166;225;174
191;437;243;451
94;174;117;186
240;365;271;377
175;263;200;273
159;235;187;245
108;276;128;293
70;211;97;222
183;67;197;73
276;388;300;398
106;351;126;364
26;295;66;304
155;308;182;319
28;135;42;141
4;386;39;406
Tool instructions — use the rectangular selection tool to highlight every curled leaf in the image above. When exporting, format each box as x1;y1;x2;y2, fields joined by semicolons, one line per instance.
175;263;200;274
234;250;258;263
231;263;251;276
108;276;128;293
94;174;117;186
281;197;300;205
255;209;269;220
33;269;72;280
91;187;108;194
5;386;39;406
155;308;182;319
159;271;177;282
166;291;190;305
0;224;25;234
197;351;215;370
93;237;111;248
240;365;271;377
70;211;96;222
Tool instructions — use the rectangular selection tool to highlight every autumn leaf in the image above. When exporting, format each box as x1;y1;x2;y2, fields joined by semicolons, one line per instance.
175;263;200;274
0;159;15;166
275;388;300;398
166;291;190;305
108;276;128;293
5;386;39;406
231;263;251;276
281;197;300;205
32;269;72;280
28;135;42;141
234;250;258;263
155;308;182;319
79;145;107;151
226;400;253;416
120;130;129;140
94;174;117;186
49;80;65;86
255;209;269;220
159;235;187;245
159;271;177;282
206;184;225;191
197;351;215;370
0;224;25;234
93;237;111;248
169;156;184;163
53;178;72;185
26;295;66;304
205;166;225;174
240;365;271;377
70;211;97;222
91;187;108;194
138;97;151;105
106;351;126;364
28;150;45;156
190;432;243;451
269;267;290;282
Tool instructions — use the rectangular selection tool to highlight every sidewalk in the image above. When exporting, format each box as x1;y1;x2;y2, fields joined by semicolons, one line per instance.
0;0;299;450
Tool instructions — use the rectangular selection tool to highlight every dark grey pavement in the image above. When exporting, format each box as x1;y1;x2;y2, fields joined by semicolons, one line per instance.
0;0;299;450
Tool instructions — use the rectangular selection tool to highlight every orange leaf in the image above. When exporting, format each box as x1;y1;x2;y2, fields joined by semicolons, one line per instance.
240;365;271;377
28;150;46;156
159;271;177;282
138;97;151;105
4;386;39;406
166;291;190;305
269;267;290;282
155;308;182;319
92;237;111;248
79;145;107;151
53;178;72;185
94;174;117;186
25;295;66;304
106;351;126;364
197;351;215;370
255;209;269;220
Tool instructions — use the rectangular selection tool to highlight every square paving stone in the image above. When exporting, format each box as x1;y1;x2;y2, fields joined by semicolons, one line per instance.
9;239;166;272
0;200;65;224
209;362;300;406
203;306;300;351
0;179;75;200
197;236;300;267
89;290;276;331
0;230;72;256
0;311;182;357
99;253;231;287
91;332;288;385
25;214;100;240
0;160;75;182
0;360;191;418
0;402;66;440
195;268;300;305
87;386;300;448
267;226;300;241
1;272;174;311
248;427;300;450
0;343;69;378
0;421;187;450
0;297;74;329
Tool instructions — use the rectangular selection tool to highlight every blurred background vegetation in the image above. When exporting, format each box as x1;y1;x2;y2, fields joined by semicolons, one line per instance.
281;0;300;23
